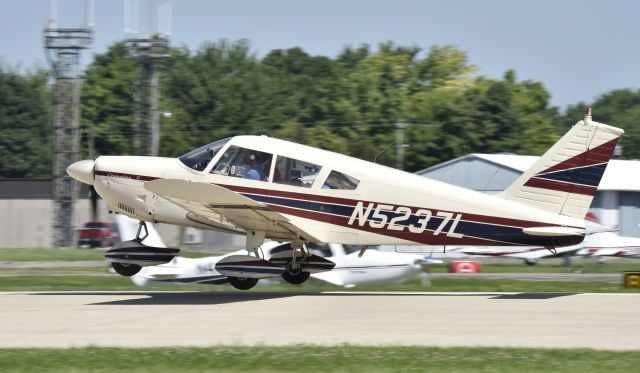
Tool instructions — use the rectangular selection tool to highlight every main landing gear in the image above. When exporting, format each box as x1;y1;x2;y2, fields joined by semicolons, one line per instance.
215;233;336;290
282;264;311;285
280;243;312;285
268;242;335;286
227;277;259;290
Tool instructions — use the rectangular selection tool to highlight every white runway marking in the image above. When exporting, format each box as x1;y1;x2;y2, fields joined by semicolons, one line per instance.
1;291;639;349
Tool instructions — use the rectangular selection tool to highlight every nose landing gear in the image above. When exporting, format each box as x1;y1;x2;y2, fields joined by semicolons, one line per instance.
112;262;142;277
106;221;179;277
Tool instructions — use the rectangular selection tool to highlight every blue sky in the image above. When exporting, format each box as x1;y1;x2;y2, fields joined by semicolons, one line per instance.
1;0;638;109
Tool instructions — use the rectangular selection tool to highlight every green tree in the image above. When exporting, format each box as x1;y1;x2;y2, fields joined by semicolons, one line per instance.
78;40;562;173
81;43;136;155
562;89;640;159
0;64;51;178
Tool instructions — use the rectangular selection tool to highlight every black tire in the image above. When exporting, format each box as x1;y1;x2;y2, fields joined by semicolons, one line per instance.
112;262;142;276
282;269;311;285
524;259;538;266
228;277;259;290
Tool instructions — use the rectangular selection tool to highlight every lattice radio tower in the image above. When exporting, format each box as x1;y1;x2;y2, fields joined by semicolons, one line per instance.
44;0;93;247
125;0;171;156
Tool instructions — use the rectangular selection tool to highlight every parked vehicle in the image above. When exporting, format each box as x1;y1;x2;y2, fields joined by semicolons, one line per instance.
77;222;119;248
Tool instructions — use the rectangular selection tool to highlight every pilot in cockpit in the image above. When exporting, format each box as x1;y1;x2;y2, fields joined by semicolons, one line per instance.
244;152;264;180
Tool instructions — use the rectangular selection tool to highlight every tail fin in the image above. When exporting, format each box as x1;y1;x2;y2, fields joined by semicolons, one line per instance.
500;110;624;219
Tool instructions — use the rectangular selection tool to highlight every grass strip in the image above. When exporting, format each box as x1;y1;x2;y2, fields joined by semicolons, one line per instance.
1;346;639;372
0;275;634;293
0;247;215;262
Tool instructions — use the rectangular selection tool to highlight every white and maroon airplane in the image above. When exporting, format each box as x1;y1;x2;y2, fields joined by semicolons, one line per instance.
67;110;623;289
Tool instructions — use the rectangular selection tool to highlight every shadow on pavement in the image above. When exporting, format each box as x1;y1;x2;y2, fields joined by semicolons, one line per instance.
31;291;578;305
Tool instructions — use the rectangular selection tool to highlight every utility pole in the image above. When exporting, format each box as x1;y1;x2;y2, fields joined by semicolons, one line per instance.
44;1;93;247
126;37;168;156
395;122;406;170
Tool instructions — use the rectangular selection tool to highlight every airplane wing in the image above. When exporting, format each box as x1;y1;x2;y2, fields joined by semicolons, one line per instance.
145;179;318;242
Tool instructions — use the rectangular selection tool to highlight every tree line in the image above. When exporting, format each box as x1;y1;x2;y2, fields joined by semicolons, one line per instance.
2;40;640;178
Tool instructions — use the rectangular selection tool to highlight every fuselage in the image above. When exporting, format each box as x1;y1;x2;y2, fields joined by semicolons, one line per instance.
82;135;586;247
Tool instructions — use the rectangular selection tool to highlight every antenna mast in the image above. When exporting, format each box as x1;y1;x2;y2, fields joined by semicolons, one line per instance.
44;0;93;247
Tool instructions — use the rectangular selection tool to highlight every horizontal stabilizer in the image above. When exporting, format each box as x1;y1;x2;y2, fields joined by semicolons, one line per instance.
522;226;585;237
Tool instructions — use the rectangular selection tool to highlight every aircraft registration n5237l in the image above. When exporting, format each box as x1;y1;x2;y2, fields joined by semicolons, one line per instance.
67;110;623;289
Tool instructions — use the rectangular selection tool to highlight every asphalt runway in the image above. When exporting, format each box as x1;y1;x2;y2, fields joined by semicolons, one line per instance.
1;291;639;350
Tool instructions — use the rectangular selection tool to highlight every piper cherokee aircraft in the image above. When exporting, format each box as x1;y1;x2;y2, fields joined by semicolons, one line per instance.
67;110;623;289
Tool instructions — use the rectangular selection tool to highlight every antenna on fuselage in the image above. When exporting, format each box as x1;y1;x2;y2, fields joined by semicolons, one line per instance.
584;106;593;124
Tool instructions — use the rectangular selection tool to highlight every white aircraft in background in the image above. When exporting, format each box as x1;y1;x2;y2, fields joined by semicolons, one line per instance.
576;232;640;260
115;216;438;288
67;110;623;289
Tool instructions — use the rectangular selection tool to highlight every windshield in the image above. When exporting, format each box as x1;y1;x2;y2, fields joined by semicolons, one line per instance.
178;138;231;171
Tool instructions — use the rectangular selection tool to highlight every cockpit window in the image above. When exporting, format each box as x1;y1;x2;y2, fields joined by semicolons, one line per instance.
273;156;322;188
211;146;273;181
322;170;360;190
178;138;230;171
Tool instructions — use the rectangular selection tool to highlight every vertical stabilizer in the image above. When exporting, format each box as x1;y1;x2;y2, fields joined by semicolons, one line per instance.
500;110;624;219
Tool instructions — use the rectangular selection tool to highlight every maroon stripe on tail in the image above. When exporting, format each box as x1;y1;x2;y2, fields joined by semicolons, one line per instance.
542;137;619;173
524;178;598;196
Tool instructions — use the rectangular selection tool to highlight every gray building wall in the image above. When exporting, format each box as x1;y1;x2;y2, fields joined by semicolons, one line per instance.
0;199;111;248
620;192;640;237
0;178;246;249
418;157;521;193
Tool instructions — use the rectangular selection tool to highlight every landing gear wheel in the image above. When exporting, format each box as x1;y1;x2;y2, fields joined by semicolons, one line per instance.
282;264;311;285
228;277;259;290
112;262;142;276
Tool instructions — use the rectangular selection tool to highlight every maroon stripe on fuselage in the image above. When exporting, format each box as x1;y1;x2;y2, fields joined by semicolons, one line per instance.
218;183;554;229
542;138;619;173
524;177;598;196
268;204;525;246
95;170;159;182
